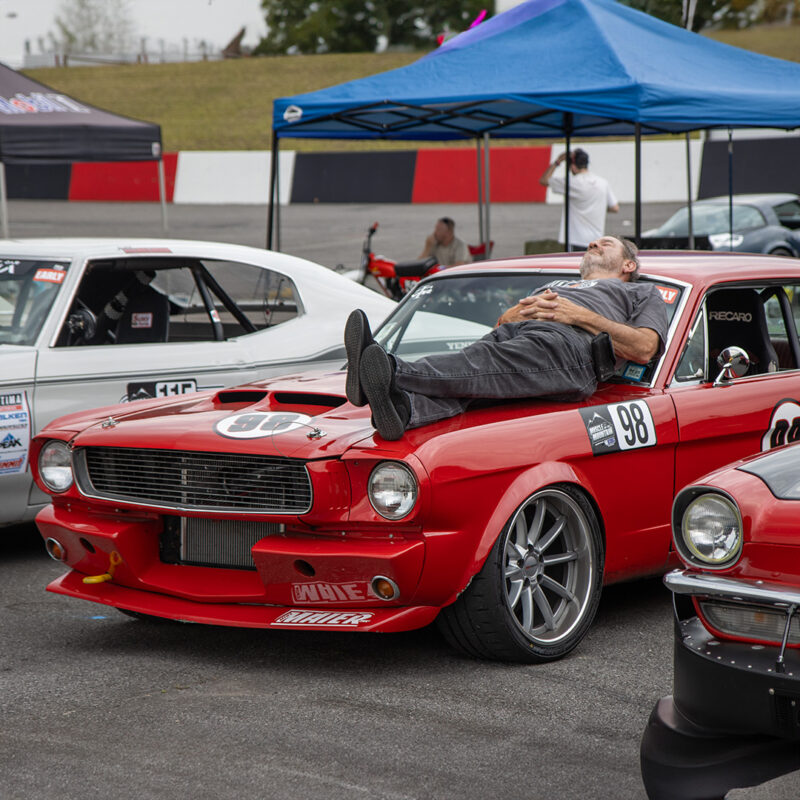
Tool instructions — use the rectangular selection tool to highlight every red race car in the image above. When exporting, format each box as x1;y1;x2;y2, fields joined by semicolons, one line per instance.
31;251;800;663
641;442;800;799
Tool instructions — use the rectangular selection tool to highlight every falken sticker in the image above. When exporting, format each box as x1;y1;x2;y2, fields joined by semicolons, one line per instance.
762;399;800;450
0;390;30;475
215;411;313;439
272;610;374;627
580;400;656;455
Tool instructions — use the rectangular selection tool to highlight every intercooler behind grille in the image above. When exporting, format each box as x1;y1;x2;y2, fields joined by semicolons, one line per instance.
160;517;283;570
76;446;312;513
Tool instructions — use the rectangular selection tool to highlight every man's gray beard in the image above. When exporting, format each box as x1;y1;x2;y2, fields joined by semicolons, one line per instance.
579;251;619;279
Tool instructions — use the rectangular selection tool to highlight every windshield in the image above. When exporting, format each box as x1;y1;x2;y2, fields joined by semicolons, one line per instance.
374;271;684;385
654;204;766;236
0;259;70;346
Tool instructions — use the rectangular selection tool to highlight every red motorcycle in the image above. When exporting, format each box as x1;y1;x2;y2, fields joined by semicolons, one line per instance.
339;222;494;301
353;222;445;301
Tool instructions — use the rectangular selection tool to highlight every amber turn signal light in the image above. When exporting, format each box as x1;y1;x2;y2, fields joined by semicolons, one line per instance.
371;576;399;600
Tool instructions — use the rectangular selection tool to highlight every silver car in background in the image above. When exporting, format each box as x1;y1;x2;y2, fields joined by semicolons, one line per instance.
642;193;800;257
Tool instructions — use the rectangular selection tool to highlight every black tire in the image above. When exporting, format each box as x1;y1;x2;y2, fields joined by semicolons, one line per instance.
437;484;604;663
769;248;793;258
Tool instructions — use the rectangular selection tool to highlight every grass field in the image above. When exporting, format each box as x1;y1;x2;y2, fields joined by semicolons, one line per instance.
24;24;800;153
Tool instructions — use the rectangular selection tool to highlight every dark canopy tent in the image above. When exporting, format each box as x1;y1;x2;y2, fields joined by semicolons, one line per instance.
270;0;800;249
0;62;165;237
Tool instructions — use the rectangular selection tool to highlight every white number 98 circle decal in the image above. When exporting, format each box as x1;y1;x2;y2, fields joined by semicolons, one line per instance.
215;412;313;439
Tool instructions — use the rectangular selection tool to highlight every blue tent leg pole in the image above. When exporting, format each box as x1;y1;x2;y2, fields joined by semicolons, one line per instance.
686;133;694;249
564;112;573;251
267;135;279;250
635;123;642;245
728;128;734;247
476;137;484;248
483;132;491;256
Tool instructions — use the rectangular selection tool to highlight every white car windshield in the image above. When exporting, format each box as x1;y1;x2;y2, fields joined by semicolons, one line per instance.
0;259;70;346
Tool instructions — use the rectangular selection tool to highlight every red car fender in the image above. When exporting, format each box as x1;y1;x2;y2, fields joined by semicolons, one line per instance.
416;459;589;608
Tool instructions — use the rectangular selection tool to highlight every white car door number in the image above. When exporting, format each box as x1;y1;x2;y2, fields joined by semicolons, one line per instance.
155;380;197;397
580;400;656;456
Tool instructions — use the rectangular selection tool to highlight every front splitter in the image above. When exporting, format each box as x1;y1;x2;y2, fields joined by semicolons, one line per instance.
48;570;441;633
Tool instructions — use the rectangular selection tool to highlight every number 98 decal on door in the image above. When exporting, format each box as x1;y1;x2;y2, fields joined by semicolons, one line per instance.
579;400;657;456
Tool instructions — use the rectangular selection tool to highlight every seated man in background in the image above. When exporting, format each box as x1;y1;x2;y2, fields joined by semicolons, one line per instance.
419;217;470;266
345;235;667;440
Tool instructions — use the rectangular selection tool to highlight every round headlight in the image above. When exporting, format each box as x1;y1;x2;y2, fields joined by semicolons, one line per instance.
39;440;74;493
368;462;418;520
681;493;742;566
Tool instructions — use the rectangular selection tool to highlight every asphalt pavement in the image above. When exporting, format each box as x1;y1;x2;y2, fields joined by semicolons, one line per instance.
2;199;798;799
3;198;684;269
2;525;797;800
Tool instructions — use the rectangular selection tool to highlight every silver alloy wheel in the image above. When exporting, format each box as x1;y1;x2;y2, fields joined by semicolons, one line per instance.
502;487;595;644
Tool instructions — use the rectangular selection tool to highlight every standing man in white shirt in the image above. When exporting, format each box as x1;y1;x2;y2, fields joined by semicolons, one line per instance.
540;148;619;251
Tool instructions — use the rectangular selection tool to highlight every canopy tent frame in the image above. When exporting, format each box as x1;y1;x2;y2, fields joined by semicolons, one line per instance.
268;0;800;254
0;61;166;239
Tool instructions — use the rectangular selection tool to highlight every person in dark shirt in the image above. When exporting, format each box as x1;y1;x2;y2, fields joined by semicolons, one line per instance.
345;235;668;440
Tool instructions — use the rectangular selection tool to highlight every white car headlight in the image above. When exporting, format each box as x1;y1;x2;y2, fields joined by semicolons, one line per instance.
39;440;74;493
368;462;418;520
680;493;742;567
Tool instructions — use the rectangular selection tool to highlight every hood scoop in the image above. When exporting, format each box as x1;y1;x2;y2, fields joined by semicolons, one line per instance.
215;389;268;405
272;392;346;409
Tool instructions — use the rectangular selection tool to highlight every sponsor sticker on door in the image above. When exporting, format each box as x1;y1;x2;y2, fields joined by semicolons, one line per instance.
0;390;30;475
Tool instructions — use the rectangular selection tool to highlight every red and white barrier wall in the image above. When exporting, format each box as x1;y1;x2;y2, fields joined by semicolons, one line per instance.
5;136;798;204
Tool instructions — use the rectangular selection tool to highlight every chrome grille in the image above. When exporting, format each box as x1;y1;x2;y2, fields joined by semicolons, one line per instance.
77;446;312;513
180;518;282;570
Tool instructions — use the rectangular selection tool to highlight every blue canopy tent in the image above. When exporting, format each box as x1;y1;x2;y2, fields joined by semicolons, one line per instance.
270;0;800;250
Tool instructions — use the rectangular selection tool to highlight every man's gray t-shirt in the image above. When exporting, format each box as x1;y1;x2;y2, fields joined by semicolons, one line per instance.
536;277;669;358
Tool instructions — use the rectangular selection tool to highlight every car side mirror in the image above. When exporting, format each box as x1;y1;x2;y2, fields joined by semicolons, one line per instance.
713;346;750;387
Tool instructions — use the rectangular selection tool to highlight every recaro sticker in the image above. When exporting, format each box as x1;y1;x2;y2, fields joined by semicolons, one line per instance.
762;399;800;450
215;411;313;439
580;400;656;455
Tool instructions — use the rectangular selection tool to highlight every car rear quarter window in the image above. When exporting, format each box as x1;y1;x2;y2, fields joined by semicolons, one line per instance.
773;199;800;230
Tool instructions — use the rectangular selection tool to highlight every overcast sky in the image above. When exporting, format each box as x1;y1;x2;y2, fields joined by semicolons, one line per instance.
0;1;526;68
0;0;267;67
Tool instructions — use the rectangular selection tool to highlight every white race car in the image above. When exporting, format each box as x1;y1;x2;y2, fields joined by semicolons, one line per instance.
0;238;393;527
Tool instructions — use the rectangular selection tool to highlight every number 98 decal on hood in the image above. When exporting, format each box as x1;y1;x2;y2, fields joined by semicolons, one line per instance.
215;412;314;439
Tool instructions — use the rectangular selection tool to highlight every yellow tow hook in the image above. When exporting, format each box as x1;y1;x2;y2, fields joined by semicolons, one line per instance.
82;551;123;584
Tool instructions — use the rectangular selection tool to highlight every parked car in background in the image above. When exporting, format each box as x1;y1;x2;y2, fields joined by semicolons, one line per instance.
29;251;800;663
642;193;800;256
0;239;393;527
640;443;800;799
